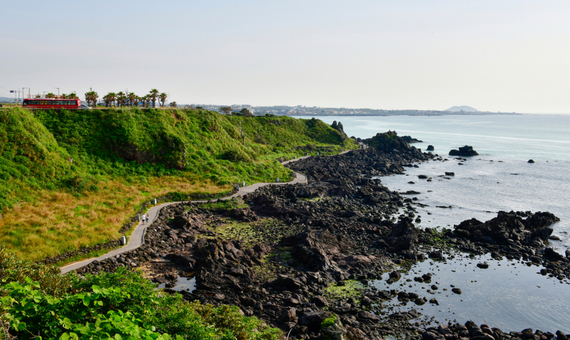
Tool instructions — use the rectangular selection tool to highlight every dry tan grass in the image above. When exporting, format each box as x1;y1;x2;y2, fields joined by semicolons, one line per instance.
0;176;230;261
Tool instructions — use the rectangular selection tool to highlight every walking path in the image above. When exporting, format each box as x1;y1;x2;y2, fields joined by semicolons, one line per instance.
60;162;309;274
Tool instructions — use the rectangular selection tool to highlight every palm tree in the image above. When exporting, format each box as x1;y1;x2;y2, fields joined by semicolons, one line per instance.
46;93;56;99
128;92;137;107
159;93;167;107
148;89;159;108
84;91;98;107
68;93;79;99
116;92;126;107
108;92;117;107
103;93;116;107
140;95;149;108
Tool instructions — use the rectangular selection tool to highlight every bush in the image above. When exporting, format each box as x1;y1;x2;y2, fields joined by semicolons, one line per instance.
0;253;281;340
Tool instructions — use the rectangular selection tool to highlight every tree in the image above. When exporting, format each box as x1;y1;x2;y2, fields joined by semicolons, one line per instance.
169;101;177;107
108;92;117;107
68;93;79;99
240;108;254;117
159;93;167;107
220;106;232;115
116;92;126;107
103;93;116;107
84;91;98;107
46;93;55;98
140;95;151;108
128;92;137;107
148;89;159;108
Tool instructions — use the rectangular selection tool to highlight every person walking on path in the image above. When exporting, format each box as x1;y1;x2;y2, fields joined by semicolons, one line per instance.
146;214;149;224
141;214;146;225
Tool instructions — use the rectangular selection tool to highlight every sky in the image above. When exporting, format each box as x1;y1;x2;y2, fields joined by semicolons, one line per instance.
1;0;570;113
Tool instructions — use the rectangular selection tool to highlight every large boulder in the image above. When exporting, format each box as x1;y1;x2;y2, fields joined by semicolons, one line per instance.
282;230;354;271
386;218;420;252
449;145;478;156
454;211;559;246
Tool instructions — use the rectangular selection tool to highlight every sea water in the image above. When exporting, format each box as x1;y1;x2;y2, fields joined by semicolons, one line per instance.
295;114;570;248
293;114;570;332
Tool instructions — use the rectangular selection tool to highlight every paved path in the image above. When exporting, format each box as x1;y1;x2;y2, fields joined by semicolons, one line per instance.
60;168;308;274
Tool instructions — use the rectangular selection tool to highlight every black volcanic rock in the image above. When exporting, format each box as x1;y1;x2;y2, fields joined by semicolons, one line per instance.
449;145;479;156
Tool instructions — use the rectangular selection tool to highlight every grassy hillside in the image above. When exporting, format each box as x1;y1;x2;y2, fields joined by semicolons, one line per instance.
0;107;355;261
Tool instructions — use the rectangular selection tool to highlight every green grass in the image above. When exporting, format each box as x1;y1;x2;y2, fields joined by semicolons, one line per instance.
0;107;355;260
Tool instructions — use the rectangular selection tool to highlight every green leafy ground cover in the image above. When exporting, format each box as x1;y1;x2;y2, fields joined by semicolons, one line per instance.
0;247;280;339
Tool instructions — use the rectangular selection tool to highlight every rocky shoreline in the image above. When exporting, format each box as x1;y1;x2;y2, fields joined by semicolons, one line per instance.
74;132;570;340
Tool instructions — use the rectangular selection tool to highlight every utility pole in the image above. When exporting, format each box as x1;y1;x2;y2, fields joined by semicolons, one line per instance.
55;87;60;98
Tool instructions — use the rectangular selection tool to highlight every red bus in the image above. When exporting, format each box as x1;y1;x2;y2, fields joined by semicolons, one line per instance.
23;98;81;109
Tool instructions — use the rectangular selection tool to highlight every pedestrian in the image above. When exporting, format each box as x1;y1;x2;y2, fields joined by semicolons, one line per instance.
142;214;146;225
146;214;149;224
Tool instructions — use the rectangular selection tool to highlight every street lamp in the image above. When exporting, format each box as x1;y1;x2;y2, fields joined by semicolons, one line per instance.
54;87;60;98
22;87;29;100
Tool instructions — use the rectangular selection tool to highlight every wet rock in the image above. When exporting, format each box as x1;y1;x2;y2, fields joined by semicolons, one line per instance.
544;248;565;261
449;145;479;156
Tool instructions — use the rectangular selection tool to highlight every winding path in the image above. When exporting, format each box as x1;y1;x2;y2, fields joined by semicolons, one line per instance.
60;157;309;274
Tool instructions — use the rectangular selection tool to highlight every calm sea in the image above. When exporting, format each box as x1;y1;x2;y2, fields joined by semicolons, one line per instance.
293;114;570;333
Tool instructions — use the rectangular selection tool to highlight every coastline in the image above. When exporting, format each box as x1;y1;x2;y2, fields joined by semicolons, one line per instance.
71;132;570;338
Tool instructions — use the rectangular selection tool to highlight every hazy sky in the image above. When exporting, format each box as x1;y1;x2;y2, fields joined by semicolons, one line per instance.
2;1;570;113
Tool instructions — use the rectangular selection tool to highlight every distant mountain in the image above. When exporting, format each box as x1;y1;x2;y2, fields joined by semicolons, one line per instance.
446;105;479;112
0;97;16;103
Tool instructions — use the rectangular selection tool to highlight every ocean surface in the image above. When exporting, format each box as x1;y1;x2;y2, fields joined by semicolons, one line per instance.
293;114;570;333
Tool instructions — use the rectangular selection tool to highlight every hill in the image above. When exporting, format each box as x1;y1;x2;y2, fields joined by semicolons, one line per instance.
445;105;479;112
0;107;355;261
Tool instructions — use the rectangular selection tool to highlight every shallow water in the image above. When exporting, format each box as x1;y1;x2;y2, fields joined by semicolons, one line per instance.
380;156;570;251
372;253;570;333
158;275;196;292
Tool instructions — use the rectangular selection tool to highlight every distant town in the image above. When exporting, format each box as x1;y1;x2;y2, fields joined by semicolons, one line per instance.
0;95;516;116
187;104;516;116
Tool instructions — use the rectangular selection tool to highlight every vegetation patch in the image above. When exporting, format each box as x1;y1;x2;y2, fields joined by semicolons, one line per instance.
0;107;354;260
323;280;365;301
250;255;279;284
321;313;337;330
207;218;297;249
193;198;249;212
0;247;281;340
